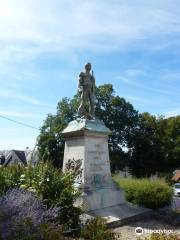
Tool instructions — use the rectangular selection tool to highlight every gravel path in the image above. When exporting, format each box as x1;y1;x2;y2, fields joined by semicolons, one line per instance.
113;218;180;240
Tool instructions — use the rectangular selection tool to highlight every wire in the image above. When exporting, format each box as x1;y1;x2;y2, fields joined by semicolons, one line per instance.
0;114;39;130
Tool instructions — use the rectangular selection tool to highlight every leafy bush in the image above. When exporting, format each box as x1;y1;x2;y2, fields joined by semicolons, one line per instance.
0;165;24;195
80;217;117;240
142;233;178;240
0;163;82;232
19;163;82;231
0;188;65;240
113;176;173;209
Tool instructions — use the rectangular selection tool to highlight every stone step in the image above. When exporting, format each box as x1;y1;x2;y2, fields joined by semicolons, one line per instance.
87;202;153;228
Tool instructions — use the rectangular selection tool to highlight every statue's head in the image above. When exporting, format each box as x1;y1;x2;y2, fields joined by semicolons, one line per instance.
85;62;91;72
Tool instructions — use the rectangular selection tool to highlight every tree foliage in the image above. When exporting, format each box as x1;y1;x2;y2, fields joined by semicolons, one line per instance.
37;84;138;170
95;84;139;171
128;113;180;176
37;98;78;168
37;84;180;177
158;116;180;171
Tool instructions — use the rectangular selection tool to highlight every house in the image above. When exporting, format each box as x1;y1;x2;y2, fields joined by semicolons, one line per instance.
172;170;180;182
3;150;27;166
0;149;39;166
0;154;5;165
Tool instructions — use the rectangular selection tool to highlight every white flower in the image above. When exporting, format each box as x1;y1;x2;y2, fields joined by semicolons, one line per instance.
38;181;43;186
46;178;50;182
28;187;36;192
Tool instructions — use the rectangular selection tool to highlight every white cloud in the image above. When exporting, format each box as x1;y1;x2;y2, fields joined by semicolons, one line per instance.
0;89;49;106
117;68;180;97
124;95;152;103
117;68;147;83
0;0;179;149
160;71;180;81
164;108;180;118
0;110;35;118
0;0;180;92
0;0;180;58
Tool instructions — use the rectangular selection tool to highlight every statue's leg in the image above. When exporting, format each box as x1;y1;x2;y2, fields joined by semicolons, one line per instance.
90;94;95;118
78;91;90;118
90;102;95;117
78;102;83;116
78;92;85;116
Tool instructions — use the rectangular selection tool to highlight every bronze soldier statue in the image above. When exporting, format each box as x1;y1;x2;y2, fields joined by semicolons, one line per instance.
78;63;95;119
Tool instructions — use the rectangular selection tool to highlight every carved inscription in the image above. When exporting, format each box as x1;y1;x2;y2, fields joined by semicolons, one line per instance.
88;150;106;161
85;142;112;189
90;163;103;171
88;143;106;173
90;173;111;188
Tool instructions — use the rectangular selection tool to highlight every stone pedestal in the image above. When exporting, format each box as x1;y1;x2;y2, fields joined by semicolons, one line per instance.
62;118;125;211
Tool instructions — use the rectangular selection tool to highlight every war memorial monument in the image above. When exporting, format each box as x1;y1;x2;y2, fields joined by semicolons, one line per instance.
62;63;151;225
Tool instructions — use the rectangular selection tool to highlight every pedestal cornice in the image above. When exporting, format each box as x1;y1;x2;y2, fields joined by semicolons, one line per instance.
62;118;111;137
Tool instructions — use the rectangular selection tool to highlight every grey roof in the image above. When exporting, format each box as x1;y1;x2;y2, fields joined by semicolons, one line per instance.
4;150;27;166
0;149;39;166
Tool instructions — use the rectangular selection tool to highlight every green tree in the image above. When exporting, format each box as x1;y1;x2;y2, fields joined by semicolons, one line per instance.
157;116;180;171
95;84;139;171
37;84;180;177
128;112;163;177
37;98;78;168
128;113;180;177
37;84;138;171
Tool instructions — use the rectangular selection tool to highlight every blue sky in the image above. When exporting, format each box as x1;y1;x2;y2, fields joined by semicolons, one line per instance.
0;0;180;149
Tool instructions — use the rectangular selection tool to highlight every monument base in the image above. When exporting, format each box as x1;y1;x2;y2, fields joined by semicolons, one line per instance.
62;118;152;226
62;118;125;211
76;187;125;211
83;203;153;228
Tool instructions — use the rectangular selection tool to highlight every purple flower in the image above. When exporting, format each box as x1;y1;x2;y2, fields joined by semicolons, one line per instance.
0;188;61;239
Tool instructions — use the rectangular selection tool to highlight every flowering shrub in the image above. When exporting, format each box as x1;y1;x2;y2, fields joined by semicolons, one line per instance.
0;165;24;195
0;163;82;233
0;189;119;240
80;217;117;240
142;233;178;240
0;188;64;240
19;163;82;231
